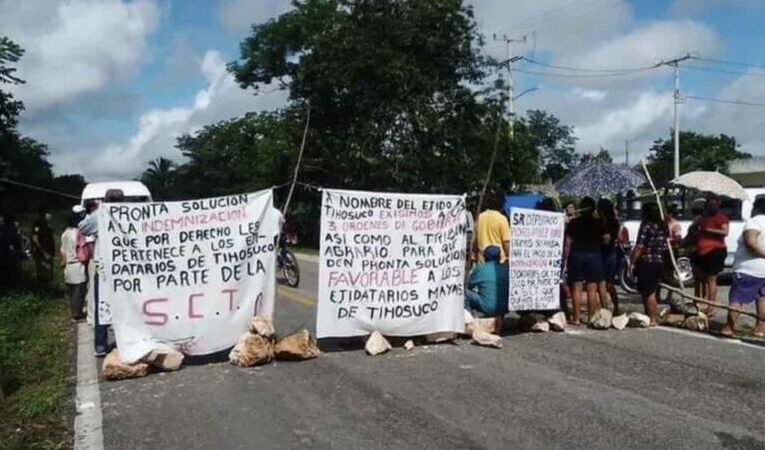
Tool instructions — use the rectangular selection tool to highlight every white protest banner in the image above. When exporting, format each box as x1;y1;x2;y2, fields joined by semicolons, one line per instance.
508;207;564;311
97;190;280;363
317;189;468;338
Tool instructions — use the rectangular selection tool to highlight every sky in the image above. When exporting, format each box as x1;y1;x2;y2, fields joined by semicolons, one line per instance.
3;0;765;181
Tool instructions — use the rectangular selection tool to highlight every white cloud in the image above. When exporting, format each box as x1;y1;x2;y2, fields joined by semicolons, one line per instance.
2;0;160;113
572;88;608;102
470;0;633;59
686;70;765;155
218;0;292;31
52;51;288;180
558;20;721;75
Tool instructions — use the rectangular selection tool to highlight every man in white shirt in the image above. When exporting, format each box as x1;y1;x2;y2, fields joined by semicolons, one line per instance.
724;198;765;338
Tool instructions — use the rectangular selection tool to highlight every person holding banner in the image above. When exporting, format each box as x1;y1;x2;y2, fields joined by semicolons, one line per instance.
79;189;125;356
630;203;669;326
465;246;509;317
564;197;609;324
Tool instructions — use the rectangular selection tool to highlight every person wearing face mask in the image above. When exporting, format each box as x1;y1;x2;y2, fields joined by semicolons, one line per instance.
32;207;55;283
695;195;729;316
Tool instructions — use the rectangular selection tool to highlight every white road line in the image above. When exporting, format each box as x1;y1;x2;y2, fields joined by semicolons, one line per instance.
294;252;319;263
74;322;104;450
657;325;765;351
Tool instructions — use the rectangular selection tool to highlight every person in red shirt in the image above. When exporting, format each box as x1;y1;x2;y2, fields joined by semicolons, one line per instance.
695;195;729;316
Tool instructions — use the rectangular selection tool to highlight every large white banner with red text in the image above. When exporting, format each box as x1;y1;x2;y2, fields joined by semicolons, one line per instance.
98;190;280;363
317;189;468;338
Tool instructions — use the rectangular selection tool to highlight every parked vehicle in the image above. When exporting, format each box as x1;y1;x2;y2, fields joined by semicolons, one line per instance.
80;181;152;205
619;187;765;270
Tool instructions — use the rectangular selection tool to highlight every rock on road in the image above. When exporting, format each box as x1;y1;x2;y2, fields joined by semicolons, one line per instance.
95;256;765;449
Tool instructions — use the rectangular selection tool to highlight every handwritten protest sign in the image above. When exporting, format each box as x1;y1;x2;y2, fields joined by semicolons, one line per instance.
508;208;564;311
317;189;469;338
98;190;280;363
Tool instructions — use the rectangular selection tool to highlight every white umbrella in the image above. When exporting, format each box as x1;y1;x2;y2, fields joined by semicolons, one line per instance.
671;171;749;201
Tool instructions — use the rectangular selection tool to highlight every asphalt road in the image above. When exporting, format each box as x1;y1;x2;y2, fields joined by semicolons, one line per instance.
97;257;765;450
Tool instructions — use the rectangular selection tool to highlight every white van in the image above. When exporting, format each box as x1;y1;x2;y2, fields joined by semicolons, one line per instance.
621;187;765;268
80;181;152;205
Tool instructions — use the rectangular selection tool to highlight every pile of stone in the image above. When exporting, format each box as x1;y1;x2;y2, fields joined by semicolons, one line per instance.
659;310;709;331
102;316;320;379
588;310;651;330
229;316;320;367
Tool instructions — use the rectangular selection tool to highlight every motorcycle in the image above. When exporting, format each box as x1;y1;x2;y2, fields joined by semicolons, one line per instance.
617;242;694;295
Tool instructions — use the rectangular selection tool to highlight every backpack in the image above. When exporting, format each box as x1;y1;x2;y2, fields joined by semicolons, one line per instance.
75;231;93;264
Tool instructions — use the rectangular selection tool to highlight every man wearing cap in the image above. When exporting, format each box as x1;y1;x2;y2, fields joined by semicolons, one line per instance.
465;246;509;317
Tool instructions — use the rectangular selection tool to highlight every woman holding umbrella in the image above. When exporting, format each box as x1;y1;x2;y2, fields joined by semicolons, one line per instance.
695;195;729;316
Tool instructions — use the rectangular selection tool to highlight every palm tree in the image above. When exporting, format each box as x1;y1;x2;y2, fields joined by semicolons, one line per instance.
140;157;176;200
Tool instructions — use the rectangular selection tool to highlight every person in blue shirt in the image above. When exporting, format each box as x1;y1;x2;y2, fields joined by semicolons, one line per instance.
465;246;509;317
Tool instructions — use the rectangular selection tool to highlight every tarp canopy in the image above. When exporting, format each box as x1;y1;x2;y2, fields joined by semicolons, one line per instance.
503;194;544;217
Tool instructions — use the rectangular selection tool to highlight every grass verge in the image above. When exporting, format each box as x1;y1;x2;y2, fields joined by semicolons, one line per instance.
0;284;74;450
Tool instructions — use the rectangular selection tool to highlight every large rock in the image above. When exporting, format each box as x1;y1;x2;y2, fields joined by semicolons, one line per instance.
471;328;502;348
611;314;628;330
548;312;567;332
520;313;549;333
141;348;184;371
249;316;275;338
274;330;320;361
660;313;686;327
475;317;503;334
103;350;149;381
365;331;392;356
684;313;708;331
589;308;613;330
628;312;651;328
229;332;274;367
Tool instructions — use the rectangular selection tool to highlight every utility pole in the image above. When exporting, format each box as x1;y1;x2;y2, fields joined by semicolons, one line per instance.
493;34;526;141
625;139;629;167
660;54;691;179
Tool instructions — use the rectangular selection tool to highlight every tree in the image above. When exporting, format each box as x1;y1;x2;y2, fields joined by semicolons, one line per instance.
579;148;613;165
139;157;176;200
228;0;512;194
520;110;579;182
646;130;751;184
0;37;24;133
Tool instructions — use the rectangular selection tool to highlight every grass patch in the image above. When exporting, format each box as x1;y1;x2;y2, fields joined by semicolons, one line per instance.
0;283;74;449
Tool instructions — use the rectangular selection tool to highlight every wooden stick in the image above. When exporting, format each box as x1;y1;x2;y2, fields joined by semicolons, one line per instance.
660;283;761;320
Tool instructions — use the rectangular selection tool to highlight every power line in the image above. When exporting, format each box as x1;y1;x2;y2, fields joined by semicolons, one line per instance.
686;95;765;108
513;67;656;79
681;64;765;78
522;57;660;73
691;56;765;71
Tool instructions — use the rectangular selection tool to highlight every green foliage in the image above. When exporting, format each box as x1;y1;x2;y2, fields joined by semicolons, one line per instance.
139;157;176;201
0;287;72;449
580;148;613;165
168;111;298;199
646;130;751;184
522;110;579;182
229;0;501;193
0;35;85;212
